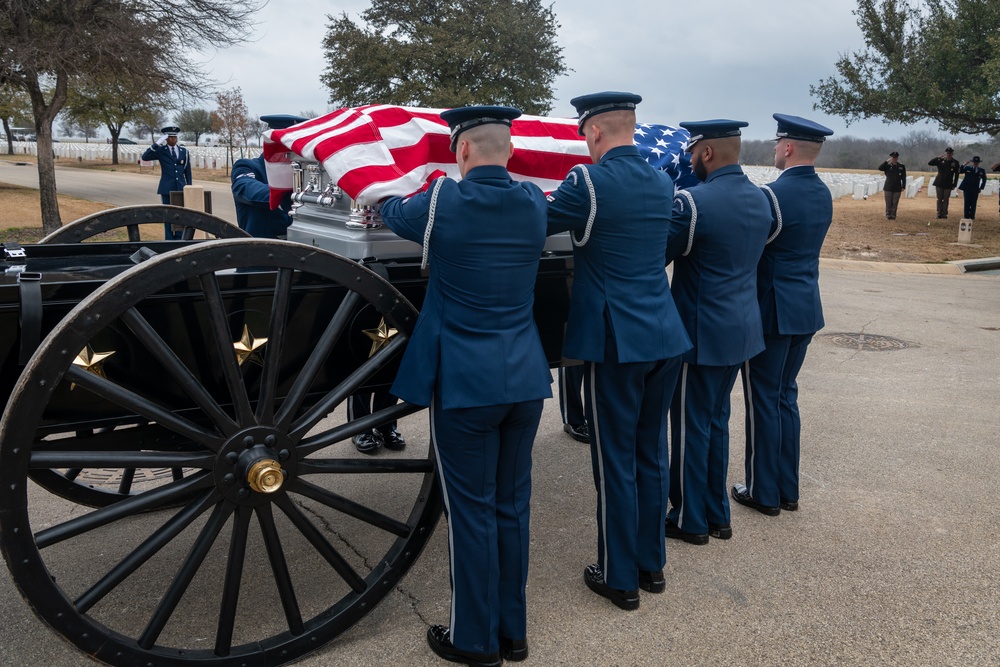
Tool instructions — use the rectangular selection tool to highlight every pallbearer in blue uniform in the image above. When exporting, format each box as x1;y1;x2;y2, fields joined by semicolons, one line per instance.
734;114;834;516
379;106;552;667
141;125;192;239
546;92;691;610
231;114;308;239
665;119;771;544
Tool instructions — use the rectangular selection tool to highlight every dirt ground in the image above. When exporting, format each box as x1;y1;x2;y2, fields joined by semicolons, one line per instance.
2;158;1000;262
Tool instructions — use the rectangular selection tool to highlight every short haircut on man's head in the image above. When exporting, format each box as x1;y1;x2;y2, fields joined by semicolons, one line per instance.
461;123;512;159
790;138;823;161
591;109;636;138
708;135;742;163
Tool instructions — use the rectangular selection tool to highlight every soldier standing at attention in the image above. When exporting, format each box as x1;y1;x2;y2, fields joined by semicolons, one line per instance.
958;156;988;220
231;114;307;239
546;92;691;611
928;147;960;219
142;125;192;239
380;106;552;667
664;119;771;545
877;151;906;220
733;114;834;517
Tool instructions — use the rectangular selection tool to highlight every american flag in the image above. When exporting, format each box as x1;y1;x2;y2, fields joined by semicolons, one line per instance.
263;105;692;208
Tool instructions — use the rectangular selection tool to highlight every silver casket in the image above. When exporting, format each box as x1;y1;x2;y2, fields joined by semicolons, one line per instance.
285;160;573;260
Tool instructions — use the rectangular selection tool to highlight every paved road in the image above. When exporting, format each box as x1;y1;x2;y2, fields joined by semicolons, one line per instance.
0;160;237;224
0;264;998;666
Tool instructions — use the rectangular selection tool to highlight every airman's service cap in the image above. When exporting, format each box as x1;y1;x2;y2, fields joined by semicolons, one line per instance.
570;92;642;136
260;115;309;130
440;106;521;152
679;119;748;151
161;126;180;136
773;113;833;143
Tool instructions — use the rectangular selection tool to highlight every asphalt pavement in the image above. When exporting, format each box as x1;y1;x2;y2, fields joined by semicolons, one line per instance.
1;164;998;665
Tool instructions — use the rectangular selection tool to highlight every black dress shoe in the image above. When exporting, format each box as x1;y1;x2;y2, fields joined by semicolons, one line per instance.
664;519;708;545
638;569;665;593
352;431;382;455
708;523;732;540
583;564;639;610
563;422;590;443
780;500;798;512
379;428;406;451
426;625;501;667
499;637;528;662
731;484;780;516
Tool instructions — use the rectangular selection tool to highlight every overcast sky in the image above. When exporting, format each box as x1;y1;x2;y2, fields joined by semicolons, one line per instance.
193;0;938;141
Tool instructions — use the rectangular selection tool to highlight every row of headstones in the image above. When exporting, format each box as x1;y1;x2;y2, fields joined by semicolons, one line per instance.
0;140;251;166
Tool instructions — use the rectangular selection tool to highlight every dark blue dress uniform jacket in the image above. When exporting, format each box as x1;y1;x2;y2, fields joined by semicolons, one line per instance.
141;143;192;196
757;165;832;335
547;145;691;362
667;164;770;365
231;155;293;238
380;165;553;409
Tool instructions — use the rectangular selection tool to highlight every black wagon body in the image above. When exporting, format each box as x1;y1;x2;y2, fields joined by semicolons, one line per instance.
0;207;571;666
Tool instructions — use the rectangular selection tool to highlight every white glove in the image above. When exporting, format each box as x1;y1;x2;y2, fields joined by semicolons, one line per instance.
157;135;169;146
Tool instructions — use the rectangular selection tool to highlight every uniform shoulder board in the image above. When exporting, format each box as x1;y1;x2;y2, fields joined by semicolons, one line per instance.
236;172;257;180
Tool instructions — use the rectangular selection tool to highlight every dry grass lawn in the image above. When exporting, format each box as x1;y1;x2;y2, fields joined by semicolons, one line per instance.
2;157;1000;263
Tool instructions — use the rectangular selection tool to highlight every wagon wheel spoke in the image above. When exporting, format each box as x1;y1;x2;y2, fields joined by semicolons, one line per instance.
215;505;253;656
256;503;304;636
289;335;409;442
63;366;223;451
116;468;135;495
127;224;141;242
33;472;214;549
199;272;255;426
29;450;215;469
298;400;424;457
297;457;435;475
256;267;294;424
138;501;236;649
273;493;367;593
120;306;239;436
287;479;411;537
274;290;361;431
74;489;219;613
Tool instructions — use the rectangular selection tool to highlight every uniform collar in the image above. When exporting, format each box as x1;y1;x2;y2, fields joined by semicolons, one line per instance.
464;164;511;181
704;163;744;183
779;165;816;176
598;144;640;163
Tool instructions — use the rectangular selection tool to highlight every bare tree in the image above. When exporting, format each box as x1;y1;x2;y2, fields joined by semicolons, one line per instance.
214;87;251;175
0;0;263;234
175;108;214;146
0;82;31;153
66;74;168;163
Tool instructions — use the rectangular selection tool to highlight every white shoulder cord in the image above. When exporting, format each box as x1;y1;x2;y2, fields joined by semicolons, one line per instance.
572;165;598;247
421;177;446;270
760;184;783;244
675;189;698;256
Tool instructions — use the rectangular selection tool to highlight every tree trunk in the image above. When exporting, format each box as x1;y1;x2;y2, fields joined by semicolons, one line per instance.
26;72;68;235
2;119;13;155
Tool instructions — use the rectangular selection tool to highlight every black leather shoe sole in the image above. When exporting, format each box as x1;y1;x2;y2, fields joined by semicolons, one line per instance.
664;519;708;545
583;564;639;610
500;637;528;662
731;485;780;516
708;523;733;540
426;625;501;667
638;569;665;593
780;500;798;511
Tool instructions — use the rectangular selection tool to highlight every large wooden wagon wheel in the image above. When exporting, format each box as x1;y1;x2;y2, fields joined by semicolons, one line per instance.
32;205;249;508
40;204;251;243
0;239;441;666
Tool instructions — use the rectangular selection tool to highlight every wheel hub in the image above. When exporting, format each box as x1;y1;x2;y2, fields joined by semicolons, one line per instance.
246;458;284;493
216;426;297;505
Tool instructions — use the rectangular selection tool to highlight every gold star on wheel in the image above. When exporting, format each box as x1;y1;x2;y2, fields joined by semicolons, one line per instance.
362;318;398;357
71;345;115;390
233;324;268;367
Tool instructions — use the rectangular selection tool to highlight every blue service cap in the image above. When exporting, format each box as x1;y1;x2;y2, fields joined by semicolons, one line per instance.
161;126;180;136
260;114;309;130
773;113;833;143
570;91;642;136
679;119;748;150
440;105;521;152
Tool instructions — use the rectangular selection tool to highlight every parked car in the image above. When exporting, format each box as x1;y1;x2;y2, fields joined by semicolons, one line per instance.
117;137;137;144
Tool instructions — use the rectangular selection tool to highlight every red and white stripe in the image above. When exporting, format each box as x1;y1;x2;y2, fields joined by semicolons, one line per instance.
263;105;590;208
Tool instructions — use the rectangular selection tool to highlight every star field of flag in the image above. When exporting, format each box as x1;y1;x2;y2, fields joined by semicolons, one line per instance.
634;123;697;189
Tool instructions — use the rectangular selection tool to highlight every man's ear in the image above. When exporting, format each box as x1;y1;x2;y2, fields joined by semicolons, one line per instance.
508;141;514;159
702;144;713;163
460;140;471;162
